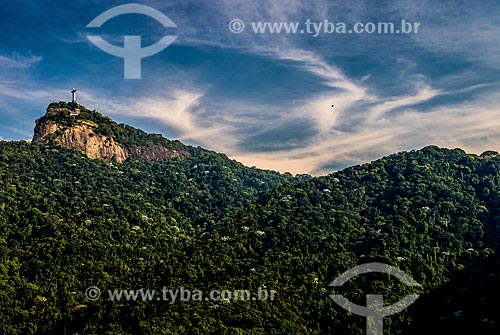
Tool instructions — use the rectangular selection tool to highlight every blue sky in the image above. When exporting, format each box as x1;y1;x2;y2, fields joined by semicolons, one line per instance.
1;0;500;175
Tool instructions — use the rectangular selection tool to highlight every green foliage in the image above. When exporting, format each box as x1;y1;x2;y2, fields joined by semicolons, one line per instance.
1;134;499;334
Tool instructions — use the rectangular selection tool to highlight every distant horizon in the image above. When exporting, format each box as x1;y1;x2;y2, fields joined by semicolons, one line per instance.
1;0;500;175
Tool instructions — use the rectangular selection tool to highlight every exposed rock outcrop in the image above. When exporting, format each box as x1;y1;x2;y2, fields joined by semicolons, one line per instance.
33;102;190;163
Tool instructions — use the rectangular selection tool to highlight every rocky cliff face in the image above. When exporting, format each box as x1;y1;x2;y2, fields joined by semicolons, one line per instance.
35;121;129;162
33;102;189;163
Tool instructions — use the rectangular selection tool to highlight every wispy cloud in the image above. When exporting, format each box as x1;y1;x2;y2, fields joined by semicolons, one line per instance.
0;53;42;69
366;84;440;122
79;89;239;152
391;0;500;69
199;46;441;174
268;48;370;135
0;81;65;101
230;88;500;175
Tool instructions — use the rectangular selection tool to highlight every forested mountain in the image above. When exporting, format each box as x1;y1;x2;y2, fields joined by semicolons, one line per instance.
205;145;500;334
0;103;499;334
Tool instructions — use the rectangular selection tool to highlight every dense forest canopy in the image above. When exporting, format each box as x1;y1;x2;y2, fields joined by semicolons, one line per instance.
1;106;499;334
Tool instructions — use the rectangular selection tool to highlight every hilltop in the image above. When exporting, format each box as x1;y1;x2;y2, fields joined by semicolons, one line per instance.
33;101;191;162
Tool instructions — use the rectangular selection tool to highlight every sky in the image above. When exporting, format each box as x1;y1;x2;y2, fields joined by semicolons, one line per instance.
1;0;500;175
